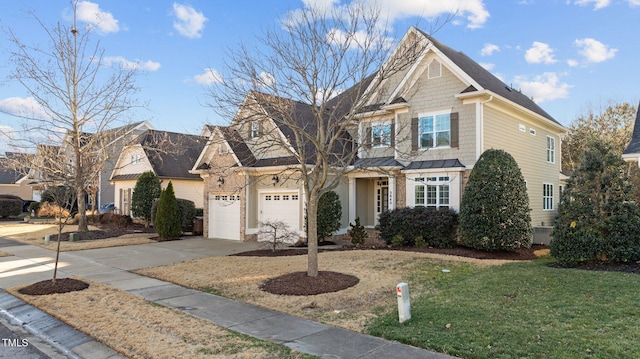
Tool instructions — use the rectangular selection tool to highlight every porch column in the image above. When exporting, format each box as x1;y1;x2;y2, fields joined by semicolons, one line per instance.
388;175;395;211
348;176;356;225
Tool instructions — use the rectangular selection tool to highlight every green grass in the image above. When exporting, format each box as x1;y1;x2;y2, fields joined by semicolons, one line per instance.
200;287;222;296
366;257;640;359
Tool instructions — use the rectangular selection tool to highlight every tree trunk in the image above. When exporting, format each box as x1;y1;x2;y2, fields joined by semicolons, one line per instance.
76;188;88;231
306;193;319;277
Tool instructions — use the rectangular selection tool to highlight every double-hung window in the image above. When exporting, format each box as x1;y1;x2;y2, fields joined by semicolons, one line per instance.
250;121;260;138
547;136;555;163
419;113;450;149
543;183;554;210
414;176;450;208
371;124;391;147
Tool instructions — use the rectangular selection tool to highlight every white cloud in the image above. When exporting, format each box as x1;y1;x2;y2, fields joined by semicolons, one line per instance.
172;3;207;39
325;28;394;50
628;0;640;6
76;1;120;34
0;97;50;120
193;68;223;85
288;0;490;30
513;72;572;103
259;72;276;88
574;0;611;10
574;38;617;63
525;42;557;64
567;59;579;67
104;56;161;71
480;43;500;56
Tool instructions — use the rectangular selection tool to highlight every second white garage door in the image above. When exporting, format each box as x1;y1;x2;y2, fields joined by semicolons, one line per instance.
260;192;300;231
208;194;241;240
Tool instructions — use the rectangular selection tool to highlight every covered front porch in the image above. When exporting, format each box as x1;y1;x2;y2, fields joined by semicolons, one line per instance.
347;172;400;228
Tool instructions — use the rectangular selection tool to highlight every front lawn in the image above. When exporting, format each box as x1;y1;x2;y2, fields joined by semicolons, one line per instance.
367;256;640;358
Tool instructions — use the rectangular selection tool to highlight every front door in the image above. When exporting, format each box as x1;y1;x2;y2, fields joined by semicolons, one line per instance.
375;179;389;225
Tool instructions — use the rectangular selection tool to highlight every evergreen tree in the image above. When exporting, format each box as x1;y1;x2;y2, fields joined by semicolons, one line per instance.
131;171;161;227
155;181;182;239
459;149;532;251
551;140;640;264
316;191;342;242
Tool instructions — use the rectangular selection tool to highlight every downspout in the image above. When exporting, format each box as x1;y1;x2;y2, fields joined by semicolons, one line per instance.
477;95;494;158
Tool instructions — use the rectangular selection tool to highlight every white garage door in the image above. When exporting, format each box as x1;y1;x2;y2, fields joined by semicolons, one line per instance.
260;192;300;231
208;194;241;240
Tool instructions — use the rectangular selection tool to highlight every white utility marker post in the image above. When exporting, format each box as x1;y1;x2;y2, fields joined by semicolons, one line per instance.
396;282;411;323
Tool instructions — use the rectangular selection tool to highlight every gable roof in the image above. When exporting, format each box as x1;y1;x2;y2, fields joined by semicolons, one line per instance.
623;101;640;157
0;153;30;184
113;130;207;181
413;29;560;126
250;91;355;165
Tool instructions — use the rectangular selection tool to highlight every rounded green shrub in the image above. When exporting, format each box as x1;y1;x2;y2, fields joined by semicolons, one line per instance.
376;206;458;248
459;149;532;251
317;191;342;242
551;140;640;264
176;198;196;232
0;195;22;218
155;182;182;239
131;171;161;227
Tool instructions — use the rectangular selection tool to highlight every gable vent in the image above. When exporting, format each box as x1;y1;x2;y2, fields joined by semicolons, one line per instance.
428;59;442;79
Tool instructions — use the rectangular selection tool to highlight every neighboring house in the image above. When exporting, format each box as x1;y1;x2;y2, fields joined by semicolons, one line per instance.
622;101;640;164
110;129;207;216
192;27;566;243
58;121;154;209
0;152;34;200
24;121;154;209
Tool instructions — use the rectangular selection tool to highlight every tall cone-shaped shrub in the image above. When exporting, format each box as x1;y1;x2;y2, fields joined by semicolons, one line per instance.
459;149;532;251
155;181;182;239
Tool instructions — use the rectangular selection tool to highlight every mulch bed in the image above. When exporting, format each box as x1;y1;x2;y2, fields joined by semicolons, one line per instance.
18;278;89;296
260;271;359;296
50;224;156;242
550;261;640;274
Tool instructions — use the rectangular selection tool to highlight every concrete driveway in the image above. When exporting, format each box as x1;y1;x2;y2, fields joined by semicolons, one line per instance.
0;235;260;289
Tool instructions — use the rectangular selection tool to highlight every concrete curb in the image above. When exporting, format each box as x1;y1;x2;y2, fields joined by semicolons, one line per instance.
0;290;126;359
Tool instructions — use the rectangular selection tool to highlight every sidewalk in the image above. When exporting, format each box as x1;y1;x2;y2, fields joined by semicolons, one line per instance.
0;237;457;359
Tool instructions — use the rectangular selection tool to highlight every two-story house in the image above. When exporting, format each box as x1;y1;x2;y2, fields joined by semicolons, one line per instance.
110;129;207;215
193;27;566;243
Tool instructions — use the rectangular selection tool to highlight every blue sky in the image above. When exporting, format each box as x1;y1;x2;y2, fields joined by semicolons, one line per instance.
1;0;638;152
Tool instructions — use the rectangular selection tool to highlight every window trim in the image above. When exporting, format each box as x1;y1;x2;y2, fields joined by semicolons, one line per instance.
546;136;556;164
418;111;451;150
543;183;554;211
371;123;392;148
250;121;260;138
414;176;450;209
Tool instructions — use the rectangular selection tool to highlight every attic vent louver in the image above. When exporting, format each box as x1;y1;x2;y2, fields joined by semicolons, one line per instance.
428;59;441;79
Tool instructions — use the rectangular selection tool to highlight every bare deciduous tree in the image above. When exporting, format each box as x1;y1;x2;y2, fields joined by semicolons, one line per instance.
3;1;140;231
207;4;429;276
257;220;299;252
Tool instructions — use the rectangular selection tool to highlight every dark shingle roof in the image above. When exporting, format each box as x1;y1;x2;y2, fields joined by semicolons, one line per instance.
352;156;403;168
251;91;355;166
623;101;640;156
0;153;31;184
219;127;257;166
135;130;207;180
417;30;561;126
404;159;466;170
